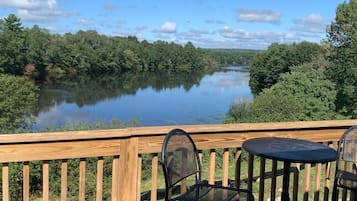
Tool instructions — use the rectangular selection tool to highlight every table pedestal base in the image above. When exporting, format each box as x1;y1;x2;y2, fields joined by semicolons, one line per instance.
281;161;291;201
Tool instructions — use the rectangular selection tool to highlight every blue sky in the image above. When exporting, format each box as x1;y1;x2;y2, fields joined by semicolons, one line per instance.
0;0;346;49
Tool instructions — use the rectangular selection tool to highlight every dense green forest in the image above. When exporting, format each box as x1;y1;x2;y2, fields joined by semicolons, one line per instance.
0;14;256;81
225;0;357;123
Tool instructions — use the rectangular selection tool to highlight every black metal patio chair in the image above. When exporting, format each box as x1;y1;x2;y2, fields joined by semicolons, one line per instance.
161;128;254;201
332;125;357;201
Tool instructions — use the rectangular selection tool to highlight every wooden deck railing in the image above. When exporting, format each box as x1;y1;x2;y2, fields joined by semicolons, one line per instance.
0;120;357;201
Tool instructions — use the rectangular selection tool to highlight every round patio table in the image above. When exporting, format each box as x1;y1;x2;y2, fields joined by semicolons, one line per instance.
242;137;338;201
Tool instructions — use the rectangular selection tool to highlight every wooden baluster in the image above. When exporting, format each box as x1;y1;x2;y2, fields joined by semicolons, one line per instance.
314;163;322;201
43;160;49;201
223;148;229;187
112;156;119;201
323;144;333;201
198;151;203;165
61;159;68;201
235;148;242;189
151;154;158;201
96;157;104;201
303;164;311;201
2;163;9;201
23;162;29;201
79;158;86;201
137;155;142;201
209;149;216;185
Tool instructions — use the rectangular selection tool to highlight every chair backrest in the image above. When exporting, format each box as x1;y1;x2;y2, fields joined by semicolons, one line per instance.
332;125;357;200
161;129;202;195
337;125;357;163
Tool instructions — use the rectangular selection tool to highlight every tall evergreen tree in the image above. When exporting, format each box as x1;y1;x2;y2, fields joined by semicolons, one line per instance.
0;14;26;75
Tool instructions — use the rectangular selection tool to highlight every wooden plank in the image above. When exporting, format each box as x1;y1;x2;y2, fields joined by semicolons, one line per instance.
235;149;241;189
324;144;334;201
43;161;49;201
2;163;9;201
79;158;86;201
151;154;158;201
118;138;139;201
137;155;142;201
96;157;103;201
23;162;29;201
139;129;347;153
222;148;229;187
112;156;119;201
208;149;216;185
198;151;203;165
0;139;121;163
0;120;354;145
314;163;322;201
61;159;68;201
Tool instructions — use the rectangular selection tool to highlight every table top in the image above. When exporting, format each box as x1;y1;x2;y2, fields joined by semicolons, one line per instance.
242;137;338;163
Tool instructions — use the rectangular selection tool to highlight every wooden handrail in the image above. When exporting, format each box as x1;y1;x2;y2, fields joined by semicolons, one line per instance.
0;119;356;201
1;119;355;144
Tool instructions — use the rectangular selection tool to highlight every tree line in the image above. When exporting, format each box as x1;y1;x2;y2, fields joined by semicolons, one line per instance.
1;14;214;79
0;14;257;81
225;0;357;123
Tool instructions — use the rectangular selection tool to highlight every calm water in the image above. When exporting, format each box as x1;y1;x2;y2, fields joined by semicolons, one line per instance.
32;66;253;130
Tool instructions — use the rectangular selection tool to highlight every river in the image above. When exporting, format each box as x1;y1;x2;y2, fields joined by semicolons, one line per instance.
31;66;253;131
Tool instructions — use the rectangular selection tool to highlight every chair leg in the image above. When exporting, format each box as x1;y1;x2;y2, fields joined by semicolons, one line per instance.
351;190;357;201
331;184;338;201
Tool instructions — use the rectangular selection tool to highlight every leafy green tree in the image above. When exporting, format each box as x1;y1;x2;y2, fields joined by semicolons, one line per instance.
249;42;321;96
326;0;357;118
224;92;301;123
24;25;51;65
0;75;39;133
0;14;26;75
270;65;338;120
249;43;293;96
226;64;339;123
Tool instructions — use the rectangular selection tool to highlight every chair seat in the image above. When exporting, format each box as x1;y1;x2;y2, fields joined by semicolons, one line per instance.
336;170;357;190
169;183;252;201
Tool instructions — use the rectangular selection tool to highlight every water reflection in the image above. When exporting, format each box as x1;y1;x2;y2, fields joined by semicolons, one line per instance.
33;66;252;131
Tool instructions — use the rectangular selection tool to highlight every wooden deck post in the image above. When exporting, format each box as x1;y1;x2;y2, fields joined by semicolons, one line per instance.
118;137;139;201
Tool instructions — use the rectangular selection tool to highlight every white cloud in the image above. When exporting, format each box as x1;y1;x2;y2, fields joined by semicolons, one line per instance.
155;21;177;33
219;26;248;39
77;18;93;26
295;13;324;25
292;13;326;34
215;26;299;49
0;0;55;10
237;9;281;24
0;0;73;22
